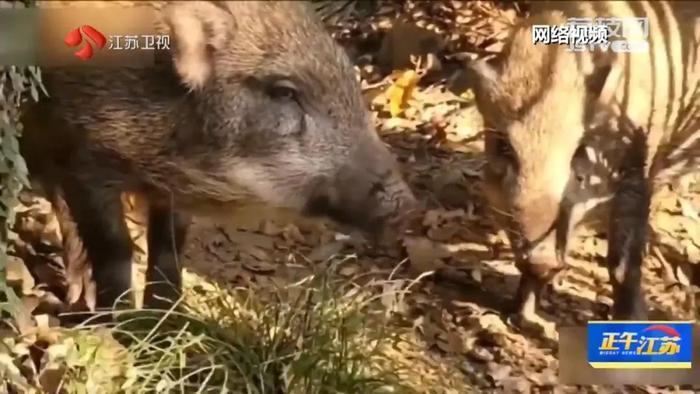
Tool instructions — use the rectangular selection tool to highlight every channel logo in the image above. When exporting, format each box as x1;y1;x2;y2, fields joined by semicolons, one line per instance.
64;24;106;61
588;321;694;369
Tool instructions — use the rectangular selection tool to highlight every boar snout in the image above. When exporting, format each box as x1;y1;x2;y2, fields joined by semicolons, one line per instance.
510;195;564;278
305;144;417;238
513;234;562;279
512;195;559;242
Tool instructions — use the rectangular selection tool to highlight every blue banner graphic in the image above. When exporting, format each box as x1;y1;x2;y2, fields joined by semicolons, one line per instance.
588;321;694;369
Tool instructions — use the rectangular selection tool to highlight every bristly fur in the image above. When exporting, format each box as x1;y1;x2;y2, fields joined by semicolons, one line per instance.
471;0;700;323
20;1;417;312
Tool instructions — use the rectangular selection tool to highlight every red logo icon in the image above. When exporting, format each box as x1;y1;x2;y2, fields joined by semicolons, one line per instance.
642;324;681;337
64;25;107;61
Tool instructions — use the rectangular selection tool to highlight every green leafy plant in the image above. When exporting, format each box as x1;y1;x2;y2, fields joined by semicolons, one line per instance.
0;0;46;321
2;258;428;393
0;64;46;320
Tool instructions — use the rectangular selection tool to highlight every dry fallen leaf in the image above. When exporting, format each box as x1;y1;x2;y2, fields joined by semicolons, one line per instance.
386;69;421;117
470;268;482;283
467;345;494;363
487;362;512;383
654;211;680;235
282;224;307;245
0;353;32;391
377;21;444;72
687;219;700;247
240;245;272;262
500;376;532;393
260;220;284;236
422;209;443;228
35;314;60;332
426;225;460;242
685;243;700;263
205;242;237;263
338;263;360;277
679;197;699;220
7;2;696;392
380;116;421;133
241;259;276;275
39;361;66;394
308;241;346;262
22;295;41;315
403;236;451;273
413;314;442;343
435;330;465;355
6;256;35;295
221;227;276;250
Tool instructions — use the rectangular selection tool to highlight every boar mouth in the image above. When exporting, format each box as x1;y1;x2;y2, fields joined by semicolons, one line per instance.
303;193;387;234
301;164;418;243
509;221;569;278
511;245;568;280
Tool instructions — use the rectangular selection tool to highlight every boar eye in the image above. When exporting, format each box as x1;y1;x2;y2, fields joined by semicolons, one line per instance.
571;144;591;183
487;134;517;176
573;144;588;160
495;136;515;159
267;79;299;102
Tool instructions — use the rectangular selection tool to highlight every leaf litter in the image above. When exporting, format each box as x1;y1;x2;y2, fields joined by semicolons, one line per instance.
5;1;700;393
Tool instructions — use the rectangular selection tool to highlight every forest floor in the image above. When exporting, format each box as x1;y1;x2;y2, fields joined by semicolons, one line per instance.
4;1;699;393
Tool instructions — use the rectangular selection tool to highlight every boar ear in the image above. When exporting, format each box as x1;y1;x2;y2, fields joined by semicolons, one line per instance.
584;63;621;129
583;62;621;128
585;63;619;104
163;1;233;91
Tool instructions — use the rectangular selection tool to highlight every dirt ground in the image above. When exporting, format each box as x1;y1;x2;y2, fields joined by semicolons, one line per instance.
163;2;700;391
7;1;700;393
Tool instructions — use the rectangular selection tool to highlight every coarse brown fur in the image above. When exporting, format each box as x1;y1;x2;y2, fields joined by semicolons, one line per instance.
20;1;417;312
471;1;700;325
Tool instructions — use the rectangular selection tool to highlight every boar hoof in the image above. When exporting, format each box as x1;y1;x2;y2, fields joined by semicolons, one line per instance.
509;310;559;345
611;295;648;321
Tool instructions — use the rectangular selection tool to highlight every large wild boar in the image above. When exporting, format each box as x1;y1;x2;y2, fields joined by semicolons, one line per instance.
469;1;700;329
20;1;417;311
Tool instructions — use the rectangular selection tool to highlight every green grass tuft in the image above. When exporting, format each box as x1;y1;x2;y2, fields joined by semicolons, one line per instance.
3;257;428;393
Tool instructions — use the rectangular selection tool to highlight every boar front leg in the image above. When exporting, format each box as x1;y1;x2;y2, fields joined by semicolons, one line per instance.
510;223;566;340
143;202;188;310
60;173;134;311
514;271;547;319
607;127;649;320
513;259;561;340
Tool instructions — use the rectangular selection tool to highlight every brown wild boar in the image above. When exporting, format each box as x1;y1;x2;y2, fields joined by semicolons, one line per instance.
20;1;417;311
469;1;700;329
